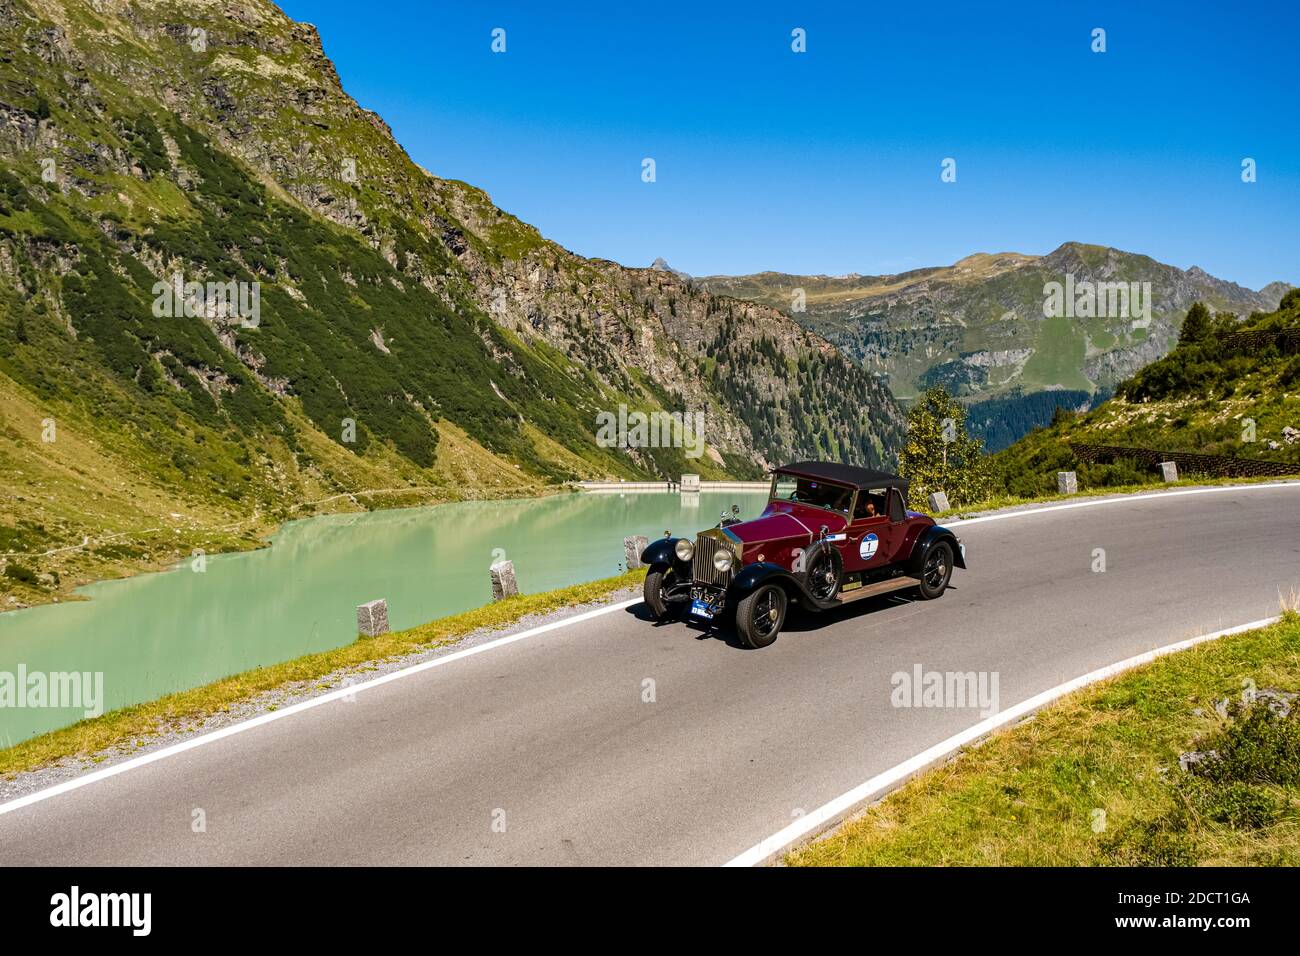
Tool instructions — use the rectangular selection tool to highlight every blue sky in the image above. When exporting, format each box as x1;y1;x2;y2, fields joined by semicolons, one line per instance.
279;1;1298;290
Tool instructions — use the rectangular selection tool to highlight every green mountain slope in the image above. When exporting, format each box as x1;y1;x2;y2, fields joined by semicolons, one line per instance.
991;293;1300;497
696;245;1289;402
0;0;903;606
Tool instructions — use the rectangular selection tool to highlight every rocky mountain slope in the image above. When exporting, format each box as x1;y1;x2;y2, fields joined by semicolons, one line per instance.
992;292;1300;497
697;244;1288;401
0;0;903;605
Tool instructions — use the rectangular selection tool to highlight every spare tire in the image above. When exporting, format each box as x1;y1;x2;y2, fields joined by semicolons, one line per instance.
799;540;843;604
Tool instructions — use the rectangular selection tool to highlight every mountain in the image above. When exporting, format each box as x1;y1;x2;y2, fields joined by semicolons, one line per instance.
650;257;691;280
992;292;1300;497
0;0;903;605
696;244;1289;402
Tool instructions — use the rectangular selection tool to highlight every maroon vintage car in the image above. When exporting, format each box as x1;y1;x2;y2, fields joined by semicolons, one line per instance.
639;461;966;648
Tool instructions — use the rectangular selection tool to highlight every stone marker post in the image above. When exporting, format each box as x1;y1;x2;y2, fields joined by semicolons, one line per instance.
624;535;648;570
1158;461;1179;482
1057;471;1078;495
490;559;519;601
927;491;950;512
357;599;389;637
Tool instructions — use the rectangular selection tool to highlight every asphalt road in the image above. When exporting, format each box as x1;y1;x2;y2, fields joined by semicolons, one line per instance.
1;485;1298;866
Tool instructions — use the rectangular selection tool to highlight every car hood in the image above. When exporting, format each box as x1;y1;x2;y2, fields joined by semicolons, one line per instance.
725;505;847;545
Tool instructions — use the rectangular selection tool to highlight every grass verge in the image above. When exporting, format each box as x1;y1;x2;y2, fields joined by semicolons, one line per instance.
787;612;1300;866
0;568;644;779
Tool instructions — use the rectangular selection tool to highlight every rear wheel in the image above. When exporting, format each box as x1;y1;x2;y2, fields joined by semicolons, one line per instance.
643;563;683;619
916;542;953;600
735;583;788;649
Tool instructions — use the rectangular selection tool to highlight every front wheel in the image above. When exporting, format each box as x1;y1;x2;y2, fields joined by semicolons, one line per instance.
643;563;682;619
735;583;788;649
916;542;953;600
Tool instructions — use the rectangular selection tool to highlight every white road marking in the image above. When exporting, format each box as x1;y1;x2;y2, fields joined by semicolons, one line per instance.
944;480;1298;529
2;481;1296;824
723;615;1282;867
0;598;640;818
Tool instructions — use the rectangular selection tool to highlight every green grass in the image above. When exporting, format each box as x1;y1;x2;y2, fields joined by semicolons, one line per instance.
787;613;1300;866
0;568;644;778
1021;314;1091;390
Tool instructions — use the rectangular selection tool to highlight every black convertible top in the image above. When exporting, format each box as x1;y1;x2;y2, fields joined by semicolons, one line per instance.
775;460;908;491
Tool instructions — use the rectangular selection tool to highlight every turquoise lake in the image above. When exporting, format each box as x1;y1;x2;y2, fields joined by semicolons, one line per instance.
0;490;769;744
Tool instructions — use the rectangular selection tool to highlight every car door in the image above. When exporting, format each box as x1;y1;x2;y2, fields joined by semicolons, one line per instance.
844;488;894;572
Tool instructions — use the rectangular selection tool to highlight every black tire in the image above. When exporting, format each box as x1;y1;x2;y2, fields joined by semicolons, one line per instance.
735;583;788;649
643;563;681;619
799;541;843;605
916;541;953;599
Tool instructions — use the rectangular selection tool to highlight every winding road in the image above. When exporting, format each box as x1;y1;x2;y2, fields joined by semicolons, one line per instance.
1;483;1298;866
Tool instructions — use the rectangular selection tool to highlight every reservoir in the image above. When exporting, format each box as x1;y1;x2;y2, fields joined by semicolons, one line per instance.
0;490;768;745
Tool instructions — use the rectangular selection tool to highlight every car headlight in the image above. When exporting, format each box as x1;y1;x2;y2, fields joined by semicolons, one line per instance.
713;548;734;573
674;539;694;562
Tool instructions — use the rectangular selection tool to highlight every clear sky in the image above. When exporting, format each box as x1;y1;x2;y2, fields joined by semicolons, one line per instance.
279;1;1298;290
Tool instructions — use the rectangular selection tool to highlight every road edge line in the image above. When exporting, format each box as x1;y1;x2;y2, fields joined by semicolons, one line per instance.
722;614;1282;867
945;480;1298;528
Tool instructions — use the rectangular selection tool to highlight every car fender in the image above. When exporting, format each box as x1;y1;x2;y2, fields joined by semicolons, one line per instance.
730;562;824;608
641;536;688;571
905;524;966;573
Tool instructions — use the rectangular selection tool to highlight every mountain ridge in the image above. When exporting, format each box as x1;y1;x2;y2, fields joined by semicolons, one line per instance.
695;242;1290;401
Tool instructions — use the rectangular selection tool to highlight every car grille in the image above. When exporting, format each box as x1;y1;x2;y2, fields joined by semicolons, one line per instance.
693;533;735;588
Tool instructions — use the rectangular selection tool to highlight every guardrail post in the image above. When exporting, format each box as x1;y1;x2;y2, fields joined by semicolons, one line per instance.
490;560;519;601
1057;471;1078;495
624;535;648;570
927;491;950;512
1158;461;1179;482
357;599;389;637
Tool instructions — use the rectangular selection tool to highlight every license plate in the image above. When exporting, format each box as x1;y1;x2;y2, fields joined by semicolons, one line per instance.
690;599;715;619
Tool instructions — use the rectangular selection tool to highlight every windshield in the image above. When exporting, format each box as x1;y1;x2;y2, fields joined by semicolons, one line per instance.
769;474;854;514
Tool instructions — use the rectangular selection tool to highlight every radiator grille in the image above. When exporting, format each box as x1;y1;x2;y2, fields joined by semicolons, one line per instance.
692;533;735;588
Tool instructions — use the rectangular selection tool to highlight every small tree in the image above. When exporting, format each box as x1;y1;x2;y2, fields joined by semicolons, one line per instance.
898;386;993;509
1178;302;1212;346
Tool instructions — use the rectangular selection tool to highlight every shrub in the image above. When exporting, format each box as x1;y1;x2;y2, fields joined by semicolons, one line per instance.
1189;701;1300;787
1101;814;1200;866
2;562;39;585
1177;777;1282;830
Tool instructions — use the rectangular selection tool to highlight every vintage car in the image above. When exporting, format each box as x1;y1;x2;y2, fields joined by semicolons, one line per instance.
639;461;966;648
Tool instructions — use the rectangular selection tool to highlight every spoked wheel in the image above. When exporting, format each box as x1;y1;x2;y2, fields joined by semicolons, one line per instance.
643;563;686;619
800;542;843;605
916;542;953;599
735;583;788;649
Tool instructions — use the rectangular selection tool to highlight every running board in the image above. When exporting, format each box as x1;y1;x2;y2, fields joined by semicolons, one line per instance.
835;575;921;605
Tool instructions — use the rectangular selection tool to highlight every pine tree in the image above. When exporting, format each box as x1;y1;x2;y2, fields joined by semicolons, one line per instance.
1179;302;1212;345
897;386;993;508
